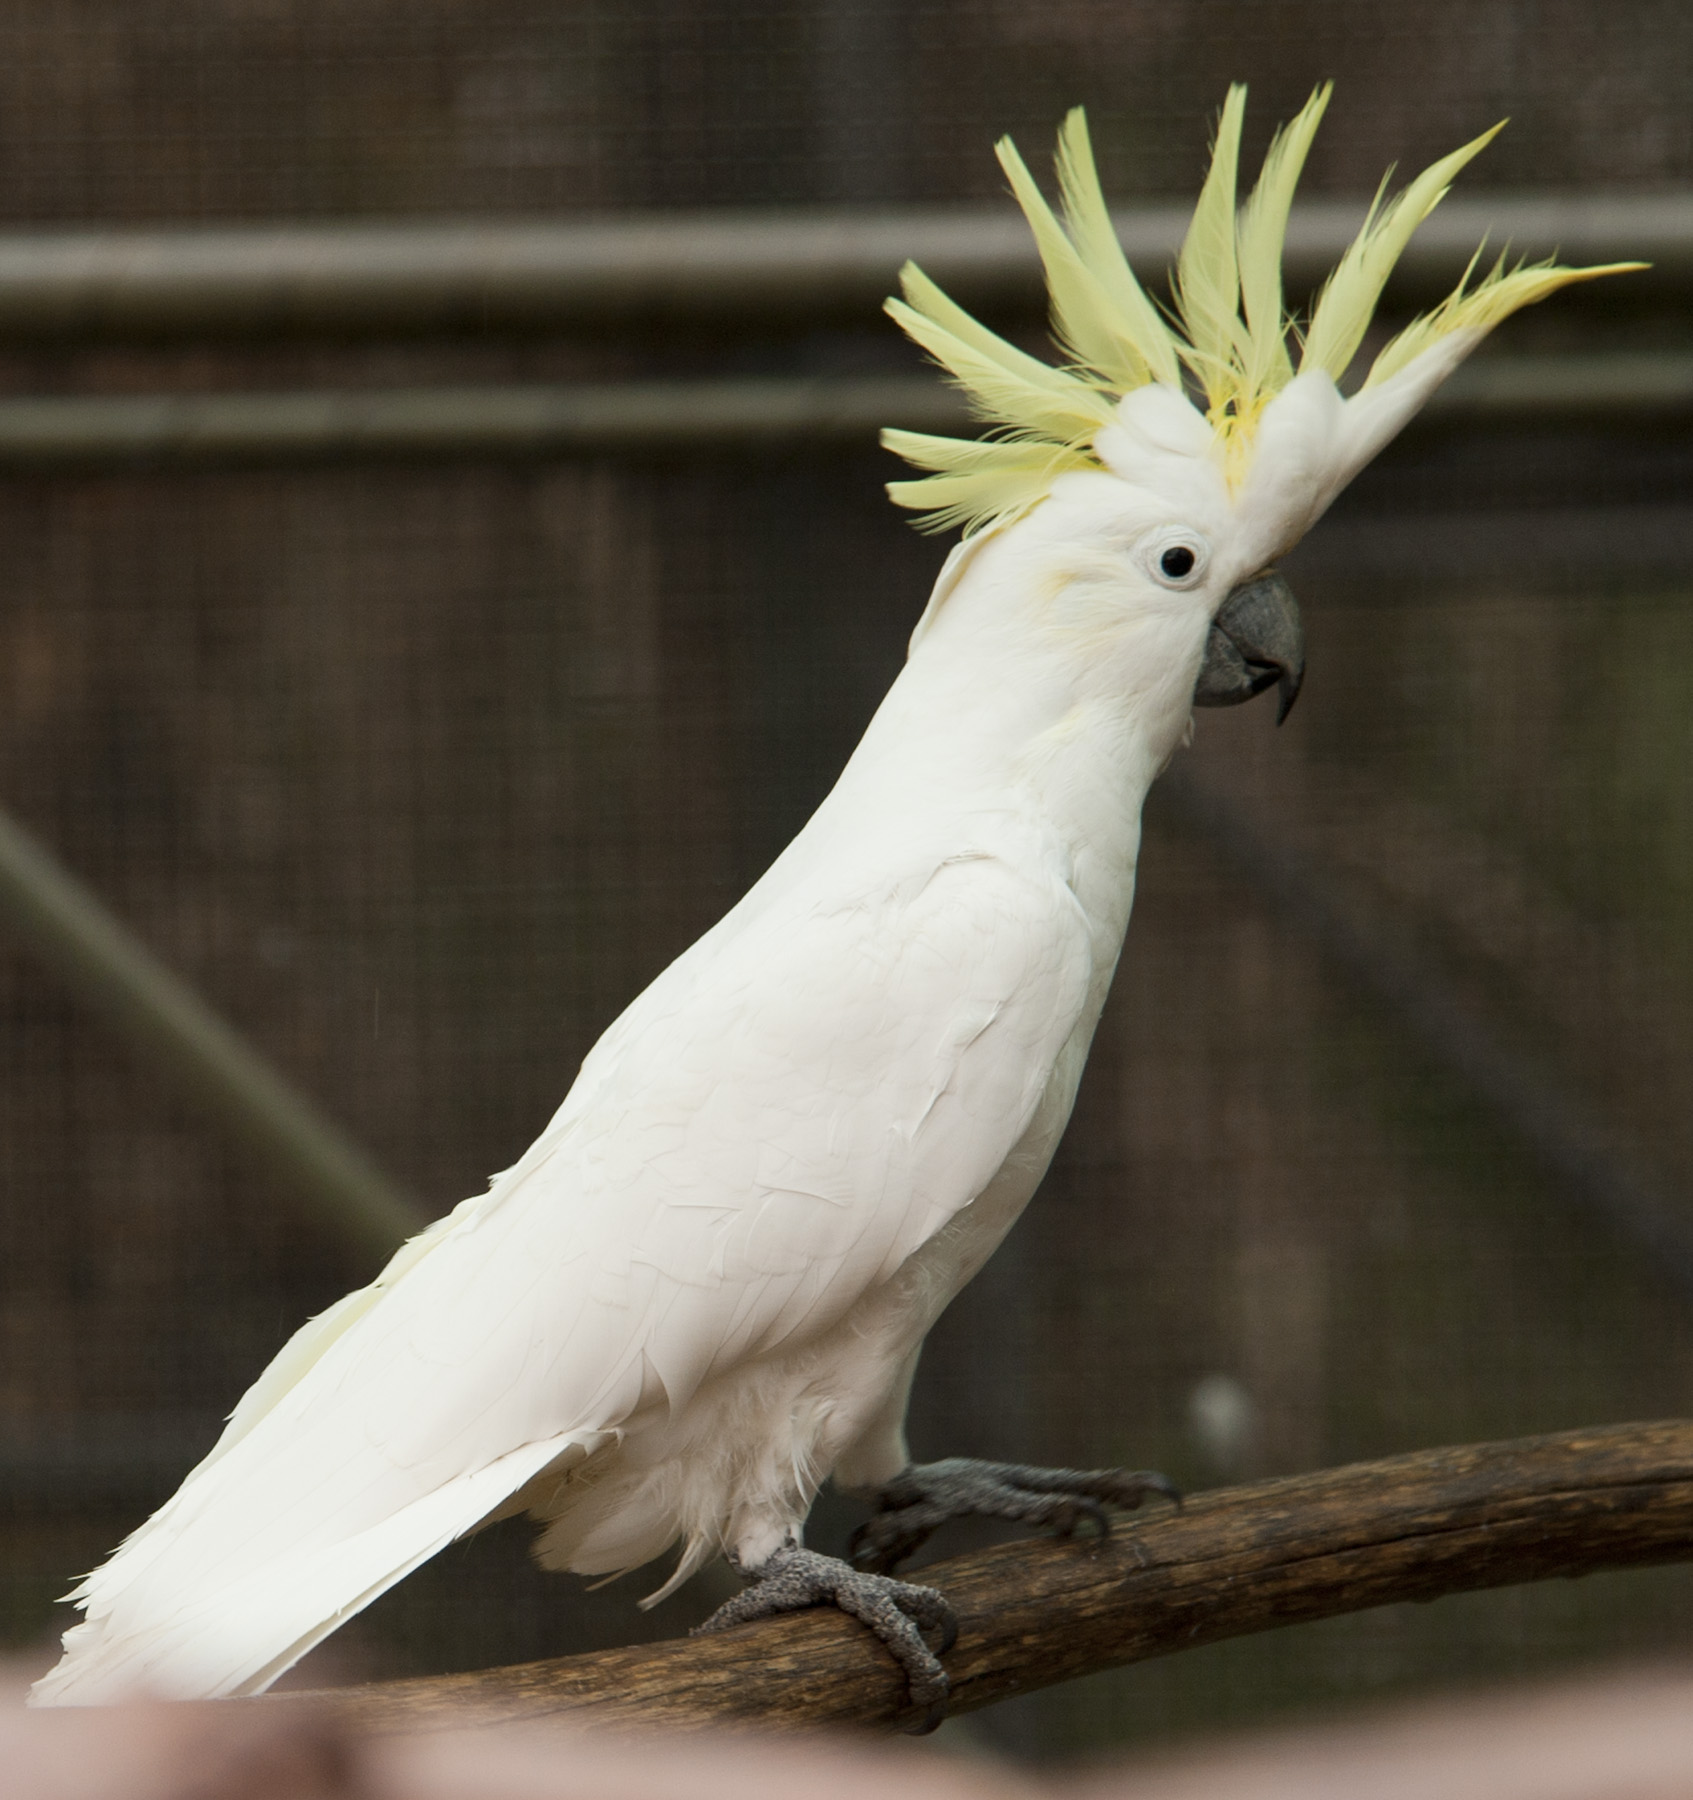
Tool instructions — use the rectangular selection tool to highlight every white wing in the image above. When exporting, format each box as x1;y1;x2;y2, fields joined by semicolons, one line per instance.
34;849;1093;1704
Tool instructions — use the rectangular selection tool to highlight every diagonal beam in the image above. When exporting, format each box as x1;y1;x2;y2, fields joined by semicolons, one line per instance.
1160;769;1693;1302
0;806;424;1263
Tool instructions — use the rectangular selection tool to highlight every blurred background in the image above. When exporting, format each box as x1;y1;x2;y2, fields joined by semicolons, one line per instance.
0;0;1691;1764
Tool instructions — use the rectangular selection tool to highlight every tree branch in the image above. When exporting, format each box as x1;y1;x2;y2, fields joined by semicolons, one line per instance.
290;1420;1693;1734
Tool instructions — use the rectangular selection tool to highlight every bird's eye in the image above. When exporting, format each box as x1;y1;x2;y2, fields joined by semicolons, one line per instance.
1141;528;1211;588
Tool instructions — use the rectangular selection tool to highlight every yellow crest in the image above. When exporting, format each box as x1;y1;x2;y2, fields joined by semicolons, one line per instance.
884;86;1638;534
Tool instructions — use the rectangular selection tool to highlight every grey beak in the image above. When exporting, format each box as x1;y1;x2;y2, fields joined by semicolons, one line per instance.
1192;570;1305;725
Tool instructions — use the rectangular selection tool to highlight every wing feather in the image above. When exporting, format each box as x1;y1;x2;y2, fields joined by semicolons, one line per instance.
36;851;1093;1703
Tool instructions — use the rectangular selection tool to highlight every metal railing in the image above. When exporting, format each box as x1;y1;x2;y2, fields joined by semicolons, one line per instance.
0;351;1681;469
0;190;1678;340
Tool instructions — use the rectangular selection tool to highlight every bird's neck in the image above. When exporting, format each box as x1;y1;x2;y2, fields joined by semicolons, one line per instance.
818;558;1202;943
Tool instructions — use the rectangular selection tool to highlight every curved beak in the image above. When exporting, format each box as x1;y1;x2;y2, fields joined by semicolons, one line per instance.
1192;570;1305;725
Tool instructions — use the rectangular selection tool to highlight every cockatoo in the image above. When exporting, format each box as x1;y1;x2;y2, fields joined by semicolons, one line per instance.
34;86;1633;1722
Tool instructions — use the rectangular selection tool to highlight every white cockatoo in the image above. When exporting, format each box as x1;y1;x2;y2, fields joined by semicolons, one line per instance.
34;86;1633;1720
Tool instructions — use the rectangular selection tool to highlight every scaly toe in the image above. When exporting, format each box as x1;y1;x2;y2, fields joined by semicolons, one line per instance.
691;1544;955;1728
850;1456;1181;1572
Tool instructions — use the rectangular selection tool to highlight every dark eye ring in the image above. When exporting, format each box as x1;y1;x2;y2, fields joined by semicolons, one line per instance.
1159;545;1197;580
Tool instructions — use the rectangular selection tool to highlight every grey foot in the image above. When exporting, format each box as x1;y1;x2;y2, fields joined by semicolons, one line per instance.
850;1456;1181;1573
692;1542;957;1731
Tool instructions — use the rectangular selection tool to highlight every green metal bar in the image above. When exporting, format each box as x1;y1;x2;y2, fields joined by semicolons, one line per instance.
0;807;426;1262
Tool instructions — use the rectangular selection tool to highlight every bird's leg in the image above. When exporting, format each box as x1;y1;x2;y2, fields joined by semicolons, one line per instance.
692;1540;957;1731
849;1457;1180;1574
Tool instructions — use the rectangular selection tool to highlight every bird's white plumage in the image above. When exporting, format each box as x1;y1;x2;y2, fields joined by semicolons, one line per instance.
36;88;1631;1707
36;667;1109;1699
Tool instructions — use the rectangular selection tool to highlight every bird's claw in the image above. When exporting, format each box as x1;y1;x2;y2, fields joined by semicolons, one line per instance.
693;1543;956;1732
850;1456;1181;1574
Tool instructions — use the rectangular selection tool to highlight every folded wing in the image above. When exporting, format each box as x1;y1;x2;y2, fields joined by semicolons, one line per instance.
34;851;1093;1703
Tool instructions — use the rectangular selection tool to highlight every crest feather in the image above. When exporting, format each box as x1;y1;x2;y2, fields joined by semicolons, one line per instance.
1173;85;1248;396
880;429;1094;535
1367;253;1646;386
1054;109;1181;389
887;264;1115;444
1235;84;1331;411
882;91;1638;536
1300;122;1504;379
995;134;1153;392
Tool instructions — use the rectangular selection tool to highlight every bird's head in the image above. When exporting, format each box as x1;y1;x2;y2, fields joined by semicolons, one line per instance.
883;86;1639;726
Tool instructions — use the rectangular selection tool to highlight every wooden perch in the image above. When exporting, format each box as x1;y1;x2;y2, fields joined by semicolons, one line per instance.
294;1419;1693;1735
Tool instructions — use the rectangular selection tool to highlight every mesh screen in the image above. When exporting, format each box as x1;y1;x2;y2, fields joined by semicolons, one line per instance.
0;2;1683;218
0;0;1688;1765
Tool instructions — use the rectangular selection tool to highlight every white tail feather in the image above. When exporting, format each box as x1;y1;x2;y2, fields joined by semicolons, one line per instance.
31;1427;587;1704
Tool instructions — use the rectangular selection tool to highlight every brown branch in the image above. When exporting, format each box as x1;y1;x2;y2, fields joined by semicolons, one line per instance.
287;1420;1693;1735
